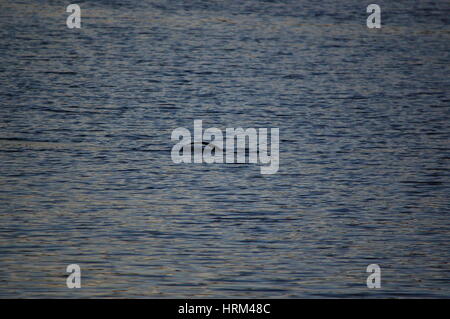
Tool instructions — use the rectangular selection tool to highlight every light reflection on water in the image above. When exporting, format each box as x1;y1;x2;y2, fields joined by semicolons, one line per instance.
0;0;449;297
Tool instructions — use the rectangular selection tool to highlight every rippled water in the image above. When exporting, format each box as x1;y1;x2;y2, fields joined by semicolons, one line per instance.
0;0;449;298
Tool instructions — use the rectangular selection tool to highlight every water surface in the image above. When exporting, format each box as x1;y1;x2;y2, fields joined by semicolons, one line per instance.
0;0;449;297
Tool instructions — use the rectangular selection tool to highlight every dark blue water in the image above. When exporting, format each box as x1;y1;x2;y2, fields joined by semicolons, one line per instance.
0;0;449;298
